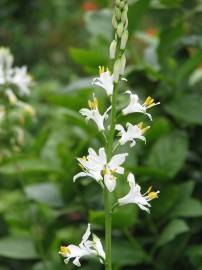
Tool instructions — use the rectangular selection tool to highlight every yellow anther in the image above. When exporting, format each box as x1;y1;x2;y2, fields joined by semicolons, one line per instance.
59;246;71;255
143;96;155;107
137;122;143;129
137;122;150;134
99;66;110;75
99;66;105;75
81;156;87;161
88;97;98;110
148;191;159;200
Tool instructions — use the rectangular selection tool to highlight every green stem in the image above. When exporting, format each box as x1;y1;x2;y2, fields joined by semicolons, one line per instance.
105;81;118;270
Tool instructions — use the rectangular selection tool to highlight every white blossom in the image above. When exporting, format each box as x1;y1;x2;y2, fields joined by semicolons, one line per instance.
11;67;32;96
73;147;128;192
118;173;159;213
122;90;160;120
0;47;32;95
116;122;150;147
59;224;105;267
80;94;111;131
92;66;114;96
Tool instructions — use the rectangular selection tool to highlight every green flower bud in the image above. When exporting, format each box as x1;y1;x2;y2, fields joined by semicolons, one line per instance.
120;30;128;50
124;18;128;30
113;59;121;83
121;9;127;23
109;40;117;59
115;0;121;6
115;7;121;21
120;53;126;75
117;22;124;38
112;14;118;29
119;1;125;9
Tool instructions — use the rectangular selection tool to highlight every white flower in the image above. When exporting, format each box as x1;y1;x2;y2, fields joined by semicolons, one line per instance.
122;90;160;120
116;122;150;147
92;66;114;96
59;224;105;267
80;94;111;131
0;47;32;95
11;67;32;96
118;173;160;213
73;147;128;192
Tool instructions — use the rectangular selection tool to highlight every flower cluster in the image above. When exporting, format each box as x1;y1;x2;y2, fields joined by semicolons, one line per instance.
0;47;34;157
59;0;160;267
59;224;105;267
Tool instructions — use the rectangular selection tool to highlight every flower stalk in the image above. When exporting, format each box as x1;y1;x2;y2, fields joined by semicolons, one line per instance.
60;0;160;268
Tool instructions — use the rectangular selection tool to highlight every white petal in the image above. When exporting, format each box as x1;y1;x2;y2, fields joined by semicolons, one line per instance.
104;174;116;192
108;153;128;170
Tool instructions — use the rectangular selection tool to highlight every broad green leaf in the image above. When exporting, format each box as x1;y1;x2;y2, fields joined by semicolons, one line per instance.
160;0;182;7
24;183;64;207
158;22;185;64
89;207;137;229
171;198;202;218
176;50;202;83
146;117;172;141
147;132;188;179
112;239;149;266
187;245;202;267
0;237;38;259
165;95;202;125
157;219;189;247
69;47;108;73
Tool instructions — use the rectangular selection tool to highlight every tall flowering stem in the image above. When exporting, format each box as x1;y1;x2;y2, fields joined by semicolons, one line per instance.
60;0;160;268
105;1;129;269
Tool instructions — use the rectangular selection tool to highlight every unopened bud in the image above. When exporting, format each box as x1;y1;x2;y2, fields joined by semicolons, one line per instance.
113;59;121;83
115;7;121;21
124;17;128;30
112;14;118;29
115;0;121;5
109;40;117;59
120;30;128;50
121;9;127;23
120;53;126;75
117;22;124;38
119;1;125;9
124;4;128;13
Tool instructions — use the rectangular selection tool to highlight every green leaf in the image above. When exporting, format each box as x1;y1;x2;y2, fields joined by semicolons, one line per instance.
24;183;64;208
128;0;150;33
165;95;202;125
176;50;202;83
187;245;202;267
0;237;38;259
69;47;108;73
171;198;202;218
157;219;189;247
112;239;149;266
89;207;137;229
147;132;188;179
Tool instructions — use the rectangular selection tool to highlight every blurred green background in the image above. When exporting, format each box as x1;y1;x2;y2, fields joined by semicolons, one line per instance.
1;0;202;269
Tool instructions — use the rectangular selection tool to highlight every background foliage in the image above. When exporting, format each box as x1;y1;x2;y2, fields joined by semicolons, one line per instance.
1;0;202;269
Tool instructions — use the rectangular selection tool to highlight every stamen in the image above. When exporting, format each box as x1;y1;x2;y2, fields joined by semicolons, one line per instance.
88;97;98;110
143;96;155;107
59;246;71;255
137;122;150;134
99;66;105;75
148;191;159;200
